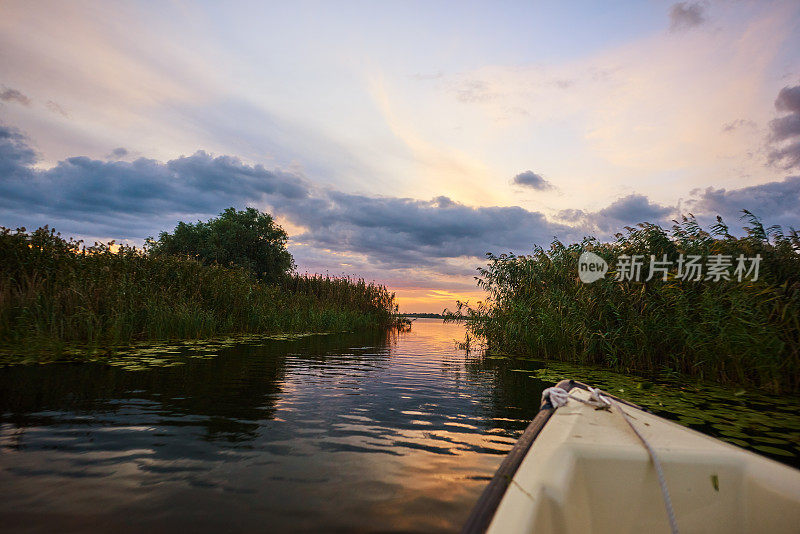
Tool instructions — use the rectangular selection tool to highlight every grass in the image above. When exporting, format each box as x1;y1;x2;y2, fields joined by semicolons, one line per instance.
0;225;403;362
445;212;800;393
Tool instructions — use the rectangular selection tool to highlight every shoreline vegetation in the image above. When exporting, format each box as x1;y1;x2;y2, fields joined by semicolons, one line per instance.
0;209;406;364
446;212;800;394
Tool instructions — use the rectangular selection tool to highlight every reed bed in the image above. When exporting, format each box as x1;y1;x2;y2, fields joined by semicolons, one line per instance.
0;226;399;360
446;213;800;393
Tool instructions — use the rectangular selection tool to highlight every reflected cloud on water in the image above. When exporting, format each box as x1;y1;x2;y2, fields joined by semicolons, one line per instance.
0;320;536;533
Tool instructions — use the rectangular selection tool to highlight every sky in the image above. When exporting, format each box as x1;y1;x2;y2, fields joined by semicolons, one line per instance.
1;0;799;312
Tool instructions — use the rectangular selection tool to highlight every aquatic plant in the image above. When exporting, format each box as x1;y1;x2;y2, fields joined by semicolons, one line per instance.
0;225;401;362
465;350;800;465
446;212;800;393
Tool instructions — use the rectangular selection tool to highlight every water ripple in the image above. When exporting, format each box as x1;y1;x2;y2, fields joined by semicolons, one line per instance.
0;319;539;533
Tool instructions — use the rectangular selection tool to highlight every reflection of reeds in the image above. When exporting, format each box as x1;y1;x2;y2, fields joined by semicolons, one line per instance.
454;332;477;352
446;212;800;393
0;226;401;360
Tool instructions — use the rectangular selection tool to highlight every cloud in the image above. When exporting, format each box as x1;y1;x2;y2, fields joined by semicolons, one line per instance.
721;119;756;133
775;85;800;113
0;86;31;106
0;125;311;237
45;100;69;117
0;124;569;267
2;124;797;278
0;87;68;116
107;147;129;159
669;2;707;32
556;209;586;223
281;192;572;268
512;170;554;191
688;176;800;229
769;142;800;170
0;125;37;177
595;194;674;231
551;79;574;90
768;85;800;170
453;79;493;104
769;114;800;141
563;187;798;237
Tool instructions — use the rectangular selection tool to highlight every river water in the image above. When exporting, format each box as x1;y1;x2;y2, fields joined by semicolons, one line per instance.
1;319;798;533
0;320;537;533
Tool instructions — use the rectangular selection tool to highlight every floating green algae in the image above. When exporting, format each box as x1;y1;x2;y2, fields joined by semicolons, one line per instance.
97;332;343;370
489;355;800;465
0;331;345;370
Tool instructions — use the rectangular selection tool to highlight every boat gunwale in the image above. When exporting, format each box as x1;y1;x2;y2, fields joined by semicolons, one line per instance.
460;379;642;534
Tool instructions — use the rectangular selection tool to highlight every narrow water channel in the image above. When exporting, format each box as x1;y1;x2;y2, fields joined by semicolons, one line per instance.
1;319;797;533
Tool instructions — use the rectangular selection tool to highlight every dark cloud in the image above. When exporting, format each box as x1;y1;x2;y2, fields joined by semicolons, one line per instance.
431;195;455;208
107;147;129;159
688;176;800;230
0;86;31;106
556;209;586;222
166;152;309;200
768;85;800;170
552;196;678;236
0;126;310;237
0;125;37;178
512;170;553;191
769;142;800;170
669;2;707;32
2;124;797;275
595;194;673;231
0;124;570;268
769;114;800;142
280;192;572;267
775;85;800;114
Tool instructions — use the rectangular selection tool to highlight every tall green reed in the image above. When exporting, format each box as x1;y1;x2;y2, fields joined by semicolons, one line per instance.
446;213;800;393
0;226;400;360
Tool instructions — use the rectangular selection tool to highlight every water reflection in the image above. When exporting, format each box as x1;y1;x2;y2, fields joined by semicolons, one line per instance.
0;320;539;533
5;320;794;533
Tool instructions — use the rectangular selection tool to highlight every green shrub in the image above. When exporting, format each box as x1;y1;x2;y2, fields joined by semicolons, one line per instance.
146;207;294;282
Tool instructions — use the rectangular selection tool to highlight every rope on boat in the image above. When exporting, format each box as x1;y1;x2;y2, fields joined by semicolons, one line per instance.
542;386;680;534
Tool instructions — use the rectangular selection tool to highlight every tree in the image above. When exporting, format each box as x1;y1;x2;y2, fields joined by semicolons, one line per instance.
147;207;294;281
